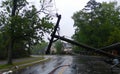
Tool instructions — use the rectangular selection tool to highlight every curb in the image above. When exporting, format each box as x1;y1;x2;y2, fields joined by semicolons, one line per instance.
0;57;51;73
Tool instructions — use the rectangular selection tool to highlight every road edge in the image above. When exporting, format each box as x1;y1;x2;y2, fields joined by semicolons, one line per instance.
0;57;51;73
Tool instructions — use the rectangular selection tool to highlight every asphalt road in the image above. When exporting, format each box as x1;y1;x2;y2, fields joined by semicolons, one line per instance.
14;55;74;74
13;55;120;74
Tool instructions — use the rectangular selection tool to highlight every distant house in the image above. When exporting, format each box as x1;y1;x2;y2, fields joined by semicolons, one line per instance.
100;43;120;56
50;44;57;54
63;43;72;53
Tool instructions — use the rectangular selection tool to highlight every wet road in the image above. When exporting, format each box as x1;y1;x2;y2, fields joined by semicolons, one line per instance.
14;55;120;74
15;55;75;74
73;55;120;74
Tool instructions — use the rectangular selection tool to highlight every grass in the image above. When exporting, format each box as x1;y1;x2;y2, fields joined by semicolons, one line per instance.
0;64;12;70
14;57;44;65
0;56;50;71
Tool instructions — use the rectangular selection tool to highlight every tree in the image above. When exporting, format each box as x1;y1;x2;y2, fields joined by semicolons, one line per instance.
0;33;7;59
0;0;53;64
107;27;120;44
54;40;63;54
31;41;48;55
72;0;120;51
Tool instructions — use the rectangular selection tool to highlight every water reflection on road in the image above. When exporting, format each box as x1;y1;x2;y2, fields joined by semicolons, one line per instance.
14;55;120;74
15;55;74;74
73;56;120;74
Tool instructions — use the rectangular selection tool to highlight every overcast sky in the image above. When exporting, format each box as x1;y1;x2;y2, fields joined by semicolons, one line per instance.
26;0;120;41
1;0;119;39
54;0;119;38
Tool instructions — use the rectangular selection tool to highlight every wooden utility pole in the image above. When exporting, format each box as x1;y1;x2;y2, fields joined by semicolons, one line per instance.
46;14;61;54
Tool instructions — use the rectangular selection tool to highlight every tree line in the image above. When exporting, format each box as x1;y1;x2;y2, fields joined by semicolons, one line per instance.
72;0;120;52
0;0;53;64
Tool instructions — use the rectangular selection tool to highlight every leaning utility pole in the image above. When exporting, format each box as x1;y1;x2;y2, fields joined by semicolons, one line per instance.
46;14;61;54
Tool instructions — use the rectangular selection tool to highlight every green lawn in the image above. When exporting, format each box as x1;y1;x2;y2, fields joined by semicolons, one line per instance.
0;56;46;70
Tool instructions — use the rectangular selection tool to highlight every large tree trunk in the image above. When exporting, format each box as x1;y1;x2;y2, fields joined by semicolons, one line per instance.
28;42;31;56
28;47;31;56
7;41;12;64
7;0;17;65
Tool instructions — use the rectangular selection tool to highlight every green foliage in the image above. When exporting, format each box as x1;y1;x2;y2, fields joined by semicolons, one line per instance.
0;57;44;69
0;0;53;59
54;40;63;54
31;41;48;55
72;0;120;51
0;32;8;59
107;27;120;44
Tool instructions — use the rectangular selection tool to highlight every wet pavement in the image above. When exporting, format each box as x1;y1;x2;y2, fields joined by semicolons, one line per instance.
73;55;120;74
14;55;74;74
13;55;120;74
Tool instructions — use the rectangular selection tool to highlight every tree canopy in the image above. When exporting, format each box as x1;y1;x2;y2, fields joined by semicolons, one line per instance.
0;0;54;64
31;41;48;55
72;0;120;51
54;40;63;54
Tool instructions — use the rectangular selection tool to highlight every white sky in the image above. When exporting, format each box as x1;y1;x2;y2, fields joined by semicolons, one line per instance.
0;0;119;39
23;0;120;40
54;0;119;38
27;0;120;39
